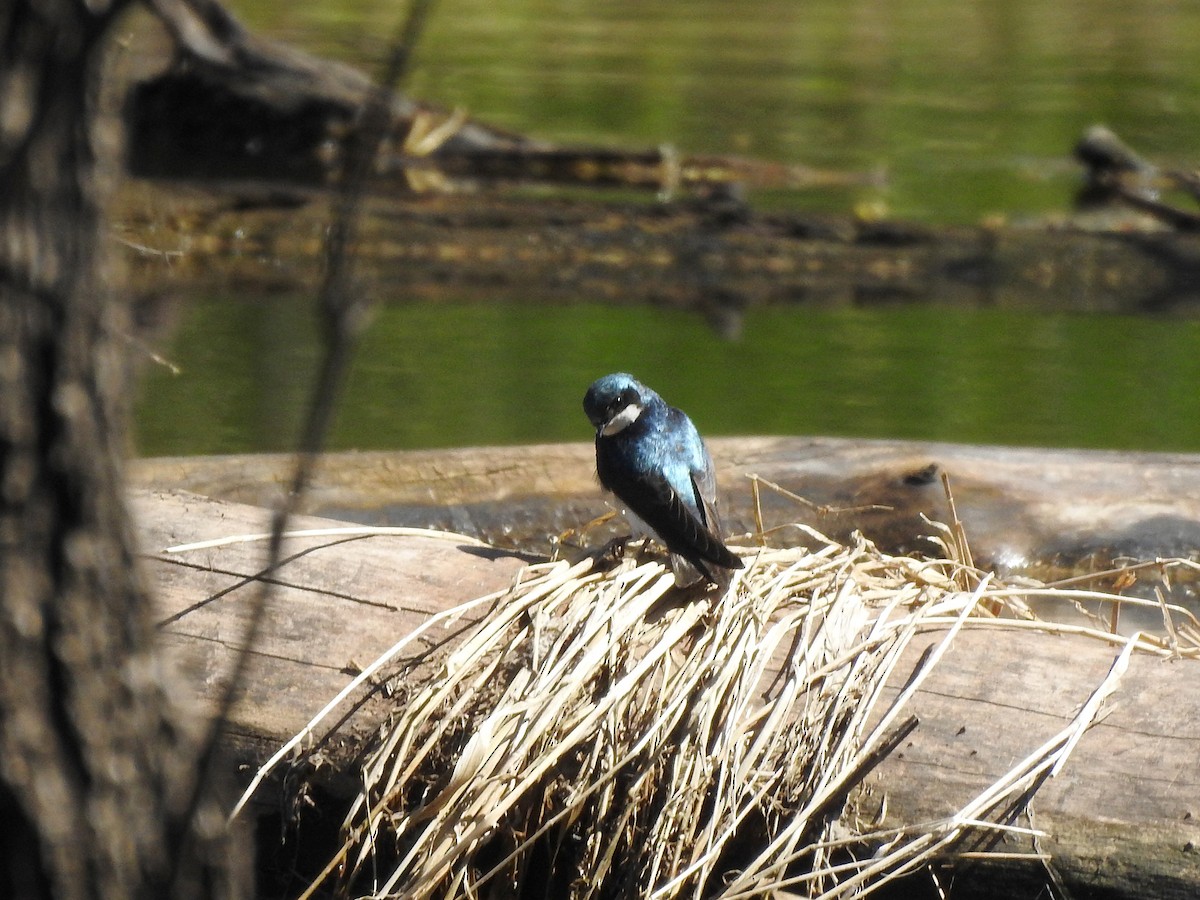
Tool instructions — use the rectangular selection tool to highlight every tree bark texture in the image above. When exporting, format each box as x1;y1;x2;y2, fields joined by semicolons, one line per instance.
0;2;241;898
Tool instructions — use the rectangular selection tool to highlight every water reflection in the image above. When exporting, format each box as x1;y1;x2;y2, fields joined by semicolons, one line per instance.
231;0;1200;223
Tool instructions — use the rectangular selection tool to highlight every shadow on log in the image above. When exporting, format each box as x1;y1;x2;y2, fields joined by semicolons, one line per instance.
870;628;1200;900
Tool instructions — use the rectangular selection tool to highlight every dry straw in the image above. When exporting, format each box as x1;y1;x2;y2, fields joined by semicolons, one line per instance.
223;508;1200;900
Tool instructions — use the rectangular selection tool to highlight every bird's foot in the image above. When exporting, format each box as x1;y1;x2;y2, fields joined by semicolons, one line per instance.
590;535;632;574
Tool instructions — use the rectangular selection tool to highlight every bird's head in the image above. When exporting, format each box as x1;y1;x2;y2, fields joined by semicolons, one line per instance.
583;373;649;437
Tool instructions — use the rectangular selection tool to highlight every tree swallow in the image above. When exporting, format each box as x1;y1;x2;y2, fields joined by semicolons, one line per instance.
583;373;743;587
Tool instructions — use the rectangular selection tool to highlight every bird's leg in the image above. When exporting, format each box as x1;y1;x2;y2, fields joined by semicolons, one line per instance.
556;509;618;548
631;537;657;564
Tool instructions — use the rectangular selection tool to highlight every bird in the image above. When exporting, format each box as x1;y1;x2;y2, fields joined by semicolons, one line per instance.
583;372;743;587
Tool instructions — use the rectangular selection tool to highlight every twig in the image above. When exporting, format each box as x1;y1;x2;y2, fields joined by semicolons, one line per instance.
161;524;491;555
747;473;894;517
171;0;439;850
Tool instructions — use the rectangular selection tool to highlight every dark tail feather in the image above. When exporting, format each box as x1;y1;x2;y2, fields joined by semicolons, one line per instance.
670;552;738;589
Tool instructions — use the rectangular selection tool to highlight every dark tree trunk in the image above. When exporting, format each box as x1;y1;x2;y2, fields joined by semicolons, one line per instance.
0;2;242;897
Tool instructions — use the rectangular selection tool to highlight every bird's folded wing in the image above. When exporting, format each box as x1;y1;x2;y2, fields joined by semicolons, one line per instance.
662;482;742;570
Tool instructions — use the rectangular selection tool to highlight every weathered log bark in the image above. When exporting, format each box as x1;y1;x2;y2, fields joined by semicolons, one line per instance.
0;2;243;897
135;486;1200;900
137;489;526;777
871;627;1200;900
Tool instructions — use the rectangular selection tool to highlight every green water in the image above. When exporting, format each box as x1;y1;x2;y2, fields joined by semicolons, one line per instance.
132;1;1200;456
136;298;1200;455
235;0;1200;223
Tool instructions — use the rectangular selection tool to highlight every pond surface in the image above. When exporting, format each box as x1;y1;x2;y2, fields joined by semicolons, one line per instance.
132;0;1200;456
137;298;1200;455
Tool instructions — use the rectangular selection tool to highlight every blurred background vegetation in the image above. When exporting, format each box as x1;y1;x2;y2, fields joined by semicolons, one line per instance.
132;0;1200;455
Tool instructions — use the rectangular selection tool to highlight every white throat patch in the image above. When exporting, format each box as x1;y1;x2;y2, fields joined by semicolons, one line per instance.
601;402;643;436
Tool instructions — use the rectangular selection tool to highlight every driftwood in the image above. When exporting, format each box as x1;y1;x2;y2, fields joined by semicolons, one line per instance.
135;477;1200;899
1076;124;1200;231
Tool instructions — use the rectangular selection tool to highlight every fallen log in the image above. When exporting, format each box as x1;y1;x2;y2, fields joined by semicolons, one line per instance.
117;181;1200;318
132;436;1200;617
134;484;1200;899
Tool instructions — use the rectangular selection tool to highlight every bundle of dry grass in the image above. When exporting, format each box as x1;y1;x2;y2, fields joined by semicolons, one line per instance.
235;521;1199;899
